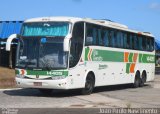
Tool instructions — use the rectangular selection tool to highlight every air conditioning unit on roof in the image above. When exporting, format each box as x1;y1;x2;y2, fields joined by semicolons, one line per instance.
95;19;128;29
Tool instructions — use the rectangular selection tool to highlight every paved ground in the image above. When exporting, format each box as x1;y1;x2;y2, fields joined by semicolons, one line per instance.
0;75;160;113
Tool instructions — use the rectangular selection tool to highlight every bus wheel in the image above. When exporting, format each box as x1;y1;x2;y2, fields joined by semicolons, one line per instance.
133;72;140;88
140;72;146;87
39;89;53;95
81;73;95;95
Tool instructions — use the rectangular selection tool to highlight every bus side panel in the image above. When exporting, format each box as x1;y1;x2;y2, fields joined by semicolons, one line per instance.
67;47;155;89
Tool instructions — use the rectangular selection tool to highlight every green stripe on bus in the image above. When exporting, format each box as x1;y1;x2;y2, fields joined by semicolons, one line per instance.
85;48;90;61
15;69;19;74
126;63;131;74
129;53;133;62
138;54;155;63
85;48;155;63
139;54;143;63
139;54;155;63
16;70;69;77
85;48;124;62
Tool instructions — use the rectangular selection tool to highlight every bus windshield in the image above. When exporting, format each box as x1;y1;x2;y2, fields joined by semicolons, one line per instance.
22;22;69;37
16;37;68;70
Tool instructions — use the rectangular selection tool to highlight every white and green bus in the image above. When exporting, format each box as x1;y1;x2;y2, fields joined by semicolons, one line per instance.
6;17;155;95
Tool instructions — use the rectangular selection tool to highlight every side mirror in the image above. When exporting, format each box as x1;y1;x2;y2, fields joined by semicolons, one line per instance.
86;36;93;45
6;34;19;51
63;38;70;52
63;34;71;52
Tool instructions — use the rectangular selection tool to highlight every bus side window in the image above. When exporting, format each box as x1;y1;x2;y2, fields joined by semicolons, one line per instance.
110;30;116;47
126;33;130;49
117;31;123;48
146;38;150;51
131;34;134;49
103;29;109;47
100;29;104;46
86;24;101;46
123;33;127;48
114;31;118;48
120;31;124;48
98;28;102;45
121;32;124;48
138;36;143;50
86;24;93;45
93;28;97;45
108;30;111;47
134;35;139;50
142;36;146;51
150;38;154;51
129;34;133;49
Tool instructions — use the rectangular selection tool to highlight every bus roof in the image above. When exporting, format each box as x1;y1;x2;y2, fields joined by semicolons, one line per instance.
24;16;154;38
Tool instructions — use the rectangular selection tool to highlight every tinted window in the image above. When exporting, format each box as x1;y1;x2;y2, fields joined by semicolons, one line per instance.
146;38;150;51
138;36;143;50
142;36;147;51
117;31;123;48
85;23;154;52
86;24;98;45
110;30;115;47
150;38;154;51
102;29;109;46
123;33;127;48
70;22;84;68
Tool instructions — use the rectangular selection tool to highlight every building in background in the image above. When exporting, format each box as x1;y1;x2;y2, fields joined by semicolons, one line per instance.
0;21;23;68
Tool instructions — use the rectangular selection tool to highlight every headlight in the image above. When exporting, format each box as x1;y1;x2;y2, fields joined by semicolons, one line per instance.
51;76;65;80
16;74;24;78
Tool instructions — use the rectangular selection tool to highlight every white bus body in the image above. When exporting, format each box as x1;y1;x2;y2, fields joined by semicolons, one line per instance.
6;17;155;94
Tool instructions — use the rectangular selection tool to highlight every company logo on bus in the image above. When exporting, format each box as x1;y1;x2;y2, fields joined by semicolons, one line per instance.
147;56;154;62
92;50;103;61
36;75;39;78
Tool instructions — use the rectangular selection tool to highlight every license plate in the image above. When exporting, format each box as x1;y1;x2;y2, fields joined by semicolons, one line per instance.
34;82;42;86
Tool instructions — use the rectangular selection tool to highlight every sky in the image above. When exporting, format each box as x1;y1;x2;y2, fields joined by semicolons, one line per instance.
0;0;160;40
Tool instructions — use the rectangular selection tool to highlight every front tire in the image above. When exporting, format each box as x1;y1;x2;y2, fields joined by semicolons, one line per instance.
133;72;141;88
81;74;95;95
140;72;146;87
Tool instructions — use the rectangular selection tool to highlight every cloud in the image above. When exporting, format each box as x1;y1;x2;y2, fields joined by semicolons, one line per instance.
149;2;160;10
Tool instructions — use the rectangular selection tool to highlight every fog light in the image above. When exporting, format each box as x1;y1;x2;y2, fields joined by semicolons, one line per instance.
16;74;24;78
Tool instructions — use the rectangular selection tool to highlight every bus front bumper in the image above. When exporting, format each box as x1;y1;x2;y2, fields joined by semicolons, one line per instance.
15;77;68;89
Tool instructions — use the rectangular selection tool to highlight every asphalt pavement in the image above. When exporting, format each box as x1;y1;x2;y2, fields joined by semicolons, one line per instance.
0;75;160;114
